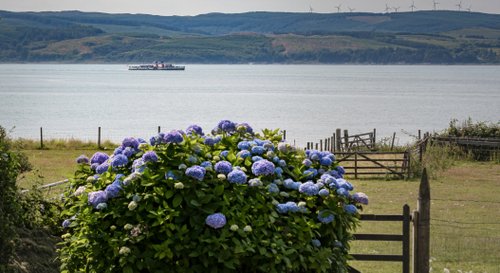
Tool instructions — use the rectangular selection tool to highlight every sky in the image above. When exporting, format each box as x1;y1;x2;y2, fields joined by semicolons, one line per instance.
1;0;500;16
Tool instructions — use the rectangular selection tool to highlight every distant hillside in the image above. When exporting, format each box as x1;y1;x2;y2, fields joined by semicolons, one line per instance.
1;10;500;63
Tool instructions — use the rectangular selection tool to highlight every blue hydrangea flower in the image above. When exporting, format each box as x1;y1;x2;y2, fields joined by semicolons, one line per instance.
165;170;178;180
96;162;110;174
251;159;275;176
275;167;283;176
251;146;265;155
283;179;301;190
309;151;321;161
227;169;247;184
186;124;204;136
122;137;139;149
137;138;147;144
279;160;287;167
88;190;108;208
203;137;216;146
219;150;229;158
122;147;136;157
277;142;288;153
217;120;236;133
267;183;279;193
237;141;251;150
353;192;369;205
299;181;319;196
105;180;122;199
319;188;330;197
312;239;321;247
76;155;89;164
163;130;184;144
251;156;263;162
329;170;342;179
114;147;124;155
236;122;253;134
303;168;318;179
185;165;206;181
150;133;165;146
302;159;312;167
272;156;280;163
336;166;345;175
200;161;213;169
337;179;354;191
142;151;158;163
90;152;109;165
344;204;358;214
205;212;227;229
214;161;232;175
337;188;349;197
111;154;128;169
276;201;299;214
132;158;145;173
320;157;333;166
62;219;71;228
236;150;251;159
317;210;335;224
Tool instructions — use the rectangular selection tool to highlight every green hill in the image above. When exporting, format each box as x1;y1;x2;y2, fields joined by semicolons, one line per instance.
1;10;499;63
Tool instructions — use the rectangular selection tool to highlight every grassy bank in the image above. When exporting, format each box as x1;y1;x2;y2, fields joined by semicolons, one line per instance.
17;144;500;272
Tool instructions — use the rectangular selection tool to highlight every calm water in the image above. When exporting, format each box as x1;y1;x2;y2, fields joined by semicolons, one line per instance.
0;64;499;146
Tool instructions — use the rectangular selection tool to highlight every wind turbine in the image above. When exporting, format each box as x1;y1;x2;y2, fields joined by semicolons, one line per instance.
348;6;355;12
384;3;391;13
409;1;417;12
335;4;342;13
393;6;401;12
456;1;462;11
432;0;439;10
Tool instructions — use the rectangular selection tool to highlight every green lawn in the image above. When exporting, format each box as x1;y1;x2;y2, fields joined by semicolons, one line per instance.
18;148;500;272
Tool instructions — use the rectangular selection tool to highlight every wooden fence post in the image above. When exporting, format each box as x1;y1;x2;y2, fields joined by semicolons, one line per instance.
354;152;358;179
98;127;102;149
403;204;410;273
320;139;323;151
391;132;396;151
158;126;161;133
373;128;377;149
40;127;44;149
336;128;342;152
283;130;287;141
344;130;349;151
414;168;430;273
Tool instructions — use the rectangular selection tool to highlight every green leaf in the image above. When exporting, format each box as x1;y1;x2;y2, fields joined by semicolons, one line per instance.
123;266;133;273
165;190;174;199
214;184;224;196
190;199;201;207
172;195;183;208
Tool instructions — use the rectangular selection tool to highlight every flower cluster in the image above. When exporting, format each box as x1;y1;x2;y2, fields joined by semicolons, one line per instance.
61;120;368;273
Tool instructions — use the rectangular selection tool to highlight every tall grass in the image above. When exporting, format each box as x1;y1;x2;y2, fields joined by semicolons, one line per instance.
13;138;117;150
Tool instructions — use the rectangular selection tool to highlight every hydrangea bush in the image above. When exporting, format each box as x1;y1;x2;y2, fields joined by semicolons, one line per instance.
59;120;368;273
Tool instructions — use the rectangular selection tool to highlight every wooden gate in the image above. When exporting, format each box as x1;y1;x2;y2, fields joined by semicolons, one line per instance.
349;205;411;273
335;151;410;179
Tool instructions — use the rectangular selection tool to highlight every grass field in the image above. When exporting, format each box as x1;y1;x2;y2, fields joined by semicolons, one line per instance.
18;147;500;273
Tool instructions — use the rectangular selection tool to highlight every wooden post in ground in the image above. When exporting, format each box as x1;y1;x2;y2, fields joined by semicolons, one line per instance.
344;129;349;151
354;152;358;179
402;204;410;273
414;168;430;273
373;128;377;149
98;127;102;149
283;130;287;141
330;135;335;152
320;139;323;151
336;128;342;152
158;126;161;133
391;132;396;151
40;127;44;149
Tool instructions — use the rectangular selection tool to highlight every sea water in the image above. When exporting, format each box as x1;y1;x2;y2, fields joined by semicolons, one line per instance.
0;64;499;146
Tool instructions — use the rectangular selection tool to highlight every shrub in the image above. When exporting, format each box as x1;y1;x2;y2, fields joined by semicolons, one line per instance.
59;121;367;273
445;118;500;138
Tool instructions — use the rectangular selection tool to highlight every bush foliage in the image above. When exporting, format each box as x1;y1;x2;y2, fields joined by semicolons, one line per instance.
445;118;500;138
59;121;367;273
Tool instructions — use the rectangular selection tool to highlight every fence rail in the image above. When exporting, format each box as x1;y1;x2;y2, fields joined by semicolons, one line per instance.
335;151;410;179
